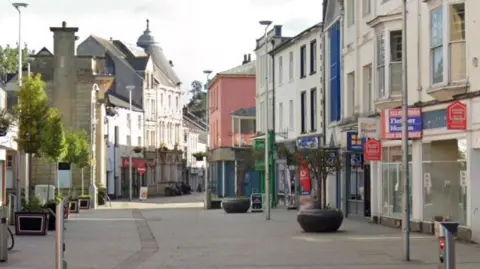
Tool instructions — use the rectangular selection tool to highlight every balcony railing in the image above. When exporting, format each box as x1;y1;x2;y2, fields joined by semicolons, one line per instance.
449;41;466;82
390;62;402;96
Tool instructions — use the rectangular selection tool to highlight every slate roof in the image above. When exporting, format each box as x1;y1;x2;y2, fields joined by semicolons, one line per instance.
231;107;256;117
218;60;256;76
107;92;142;112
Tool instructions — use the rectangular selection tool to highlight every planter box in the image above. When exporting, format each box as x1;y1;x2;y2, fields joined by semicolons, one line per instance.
78;198;90;210
15;212;48;236
69;200;79;213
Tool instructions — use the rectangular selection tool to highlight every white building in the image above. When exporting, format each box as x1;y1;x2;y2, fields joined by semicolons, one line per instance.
324;0;479;242
183;111;207;190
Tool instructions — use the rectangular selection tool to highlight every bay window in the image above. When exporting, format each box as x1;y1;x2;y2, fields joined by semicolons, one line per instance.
389;30;402;95
376;34;385;98
449;3;466;82
430;7;444;85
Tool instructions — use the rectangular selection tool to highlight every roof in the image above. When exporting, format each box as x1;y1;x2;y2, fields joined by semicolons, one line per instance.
107;93;142;112
231;107;256;117
218;60;256;76
270;22;323;55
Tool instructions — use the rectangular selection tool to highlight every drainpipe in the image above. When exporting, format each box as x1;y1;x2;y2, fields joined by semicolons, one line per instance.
321;29;326;146
416;0;422;101
270;40;276;206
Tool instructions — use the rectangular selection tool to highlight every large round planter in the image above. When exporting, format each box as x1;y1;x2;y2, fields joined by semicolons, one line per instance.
297;208;344;233
222;198;250;213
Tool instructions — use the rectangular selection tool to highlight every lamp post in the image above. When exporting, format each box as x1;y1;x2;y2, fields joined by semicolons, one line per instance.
13;2;28;212
126;85;135;201
90;84;99;209
401;0;411;261
203;70;212;209
259;20;272;220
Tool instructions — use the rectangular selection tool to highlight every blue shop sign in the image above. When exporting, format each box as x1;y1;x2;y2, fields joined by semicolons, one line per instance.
346;132;364;152
297;136;319;149
422;109;447;130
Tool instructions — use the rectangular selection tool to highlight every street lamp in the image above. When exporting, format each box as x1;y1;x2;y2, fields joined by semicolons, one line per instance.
126;85;135;202
13;2;28;213
259;19;272;221
203;70;212;209
90;84;100;209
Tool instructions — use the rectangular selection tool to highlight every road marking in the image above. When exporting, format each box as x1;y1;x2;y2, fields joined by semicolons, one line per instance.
293;235;432;243
347;236;432;240
292;236;332;242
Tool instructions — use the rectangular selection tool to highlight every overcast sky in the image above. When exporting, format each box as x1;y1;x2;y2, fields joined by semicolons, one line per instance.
0;0;322;101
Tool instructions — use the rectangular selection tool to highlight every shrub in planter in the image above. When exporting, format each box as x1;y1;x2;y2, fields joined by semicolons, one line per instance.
133;146;143;153
192;152;206;161
15;196;48;236
222;197;250;213
297;201;344;233
78;194;91;210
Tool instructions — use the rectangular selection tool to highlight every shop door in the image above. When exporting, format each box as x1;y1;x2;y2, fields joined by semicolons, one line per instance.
346;153;364;216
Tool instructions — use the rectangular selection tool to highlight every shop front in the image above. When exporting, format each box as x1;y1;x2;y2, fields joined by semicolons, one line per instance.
120;158;146;198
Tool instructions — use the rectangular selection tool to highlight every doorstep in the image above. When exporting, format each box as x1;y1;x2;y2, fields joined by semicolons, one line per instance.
372;215;473;242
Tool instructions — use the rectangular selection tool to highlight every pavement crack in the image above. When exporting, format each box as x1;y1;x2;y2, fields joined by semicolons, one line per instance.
112;209;159;269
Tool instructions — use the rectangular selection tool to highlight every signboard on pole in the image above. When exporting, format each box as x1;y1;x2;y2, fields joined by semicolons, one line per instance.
447;101;467;130
250;193;263;212
364;139;382;161
139;187;148;200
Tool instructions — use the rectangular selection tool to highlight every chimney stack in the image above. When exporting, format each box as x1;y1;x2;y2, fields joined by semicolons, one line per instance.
242;54;247;65
247;54;251;62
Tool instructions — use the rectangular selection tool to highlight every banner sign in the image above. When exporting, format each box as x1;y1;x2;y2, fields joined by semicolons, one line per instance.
358;117;380;138
381;108;423;139
298;165;311;194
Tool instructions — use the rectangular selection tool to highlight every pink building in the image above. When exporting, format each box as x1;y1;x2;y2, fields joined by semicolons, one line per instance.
208;54;256;149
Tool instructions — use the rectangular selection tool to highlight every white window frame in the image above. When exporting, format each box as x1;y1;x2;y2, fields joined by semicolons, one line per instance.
376;34;386;99
448;2;466;82
389;30;402;95
137;115;142;129
430;6;444;86
288;51;294;82
288;100;294;131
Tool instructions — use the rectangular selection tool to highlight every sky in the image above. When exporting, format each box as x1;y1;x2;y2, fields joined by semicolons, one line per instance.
0;0;323;103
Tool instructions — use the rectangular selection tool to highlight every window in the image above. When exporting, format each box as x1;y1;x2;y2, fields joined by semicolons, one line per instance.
363;64;373;112
146;131;150;146
310;40;317;74
137;136;142;147
160;93;164;106
279;102;284;131
389;30;402;94
300;91;307;133
347;0;355;27
288;51;294;81
300;45;307;78
430;7;444;84
126;135;131;145
137;115;141;129
127;113;131;128
362;0;371;16
259;101;264;132
168;95;171;109
449;3;466;81
278;56;283;85
376;34;385;98
176;96;179;110
6;155;12;168
288;100;294;131
310;88;317;131
151;130;156;146
347;72;355;116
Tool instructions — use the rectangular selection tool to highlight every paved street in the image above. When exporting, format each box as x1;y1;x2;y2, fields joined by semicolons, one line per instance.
2;194;480;268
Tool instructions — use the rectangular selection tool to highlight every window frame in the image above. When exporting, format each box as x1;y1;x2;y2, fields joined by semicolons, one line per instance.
430;6;444;85
300;45;307;78
310;88;317;132
310;40;317;74
376;34;386;99
288;51;294;81
448;2;466;82
300;91;307;133
278;56;283;85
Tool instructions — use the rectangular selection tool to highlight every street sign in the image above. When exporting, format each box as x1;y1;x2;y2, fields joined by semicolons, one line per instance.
250;193;263;212
447;101;467;130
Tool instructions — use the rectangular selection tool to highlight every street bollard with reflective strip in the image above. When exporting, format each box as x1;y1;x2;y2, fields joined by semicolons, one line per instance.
55;201;67;269
438;221;459;269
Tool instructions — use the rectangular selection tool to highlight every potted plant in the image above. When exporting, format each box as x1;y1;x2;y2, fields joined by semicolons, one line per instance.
68;196;80;214
15;196;48;236
0;110;13;137
133;146;143;153
78;194;91;210
294;146;344;233
192;152;206;161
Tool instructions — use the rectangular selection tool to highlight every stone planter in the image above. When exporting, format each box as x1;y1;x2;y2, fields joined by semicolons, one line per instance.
69;200;79;213
14;212;48;236
222;198;250;214
297;208;344;233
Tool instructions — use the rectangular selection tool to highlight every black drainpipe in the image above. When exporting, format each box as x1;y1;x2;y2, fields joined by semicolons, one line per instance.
321;29;327;146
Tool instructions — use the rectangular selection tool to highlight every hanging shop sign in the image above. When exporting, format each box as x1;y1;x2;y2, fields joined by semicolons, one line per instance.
364;139;382;161
447;101;467;130
381;108;423;139
358;117;380;138
346;131;364;152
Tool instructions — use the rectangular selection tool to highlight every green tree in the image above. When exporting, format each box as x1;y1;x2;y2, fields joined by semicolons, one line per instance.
63;129;91;195
0;44;31;74
184;80;206;121
42;108;67;198
14;74;50;154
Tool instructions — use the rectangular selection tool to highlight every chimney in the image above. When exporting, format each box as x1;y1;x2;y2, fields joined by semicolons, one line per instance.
274;25;282;36
247;54;251;62
242;54;247;65
49;21;79;126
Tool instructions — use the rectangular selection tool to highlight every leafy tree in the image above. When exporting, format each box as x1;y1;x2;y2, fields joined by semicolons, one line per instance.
63;130;90;195
14;74;50;155
293;147;343;208
184;80;206;121
0;44;31;75
41;108;67;198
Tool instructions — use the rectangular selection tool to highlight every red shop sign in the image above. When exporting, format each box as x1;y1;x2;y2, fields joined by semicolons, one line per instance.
122;158;146;169
298;165;311;193
137;167;146;176
447;101;467;130
364;139;382;161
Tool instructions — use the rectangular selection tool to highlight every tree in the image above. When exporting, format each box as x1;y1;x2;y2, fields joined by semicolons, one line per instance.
0;44;31;74
14;74;50;191
293;146;343;208
41;108;67;198
184;80;206;121
63;130;90;195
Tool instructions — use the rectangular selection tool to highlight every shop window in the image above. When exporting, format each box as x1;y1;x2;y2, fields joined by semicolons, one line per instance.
422;139;466;225
381;146;412;219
